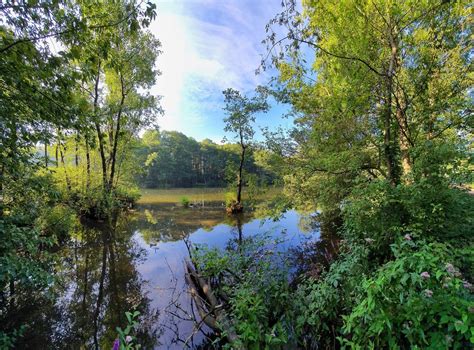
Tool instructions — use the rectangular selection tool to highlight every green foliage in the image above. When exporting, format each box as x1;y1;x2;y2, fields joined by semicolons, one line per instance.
0;326;26;350
193;236;293;349
116;311;141;350
294;243;370;349
136;130;279;188
343;180;474;257
180;196;190;208
37;204;78;239
224;191;237;207
341;240;474;349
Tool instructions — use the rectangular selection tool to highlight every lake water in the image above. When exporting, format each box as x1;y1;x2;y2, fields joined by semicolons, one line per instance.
12;189;331;349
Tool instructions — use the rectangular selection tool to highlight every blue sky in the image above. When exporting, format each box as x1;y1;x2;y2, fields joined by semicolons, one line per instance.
149;0;292;142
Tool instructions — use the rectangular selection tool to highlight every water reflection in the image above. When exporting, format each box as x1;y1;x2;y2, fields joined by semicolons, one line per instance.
132;203;322;348
5;202;338;349
5;214;160;349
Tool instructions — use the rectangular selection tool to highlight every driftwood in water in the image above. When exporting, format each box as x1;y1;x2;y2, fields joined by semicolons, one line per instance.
184;260;238;342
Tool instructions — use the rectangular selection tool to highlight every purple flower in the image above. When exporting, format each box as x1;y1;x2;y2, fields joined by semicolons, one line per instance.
423;289;433;298
445;263;456;275
403;234;412;241
420;271;430;279
125;335;133;343
462;280;473;291
112;339;120;350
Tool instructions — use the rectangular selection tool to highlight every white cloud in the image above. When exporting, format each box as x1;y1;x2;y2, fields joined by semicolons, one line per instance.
149;0;281;138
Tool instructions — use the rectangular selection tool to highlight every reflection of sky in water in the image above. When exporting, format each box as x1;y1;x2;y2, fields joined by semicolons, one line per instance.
133;207;319;348
8;203;320;350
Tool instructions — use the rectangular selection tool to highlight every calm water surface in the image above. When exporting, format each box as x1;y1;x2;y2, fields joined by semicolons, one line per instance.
16;190;327;349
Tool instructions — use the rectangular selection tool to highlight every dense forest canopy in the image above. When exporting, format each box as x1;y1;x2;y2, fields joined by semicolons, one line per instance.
0;0;473;349
136;129;279;188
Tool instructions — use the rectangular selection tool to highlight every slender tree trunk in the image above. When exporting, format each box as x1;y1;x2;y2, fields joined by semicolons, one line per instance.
396;107;412;175
85;133;91;191
0;165;3;218
384;31;401;186
92;61;108;192
44;141;48;167
108;74;126;190
55;144;59;168
75;133;79;167
58;136;72;192
237;146;246;203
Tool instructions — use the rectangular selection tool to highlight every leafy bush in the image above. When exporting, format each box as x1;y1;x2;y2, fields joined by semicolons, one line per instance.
36;204;78;240
343;179;474;259
293;243;369;349
341;240;474;349
193;235;293;349
180;196;190;208
225;191;237;207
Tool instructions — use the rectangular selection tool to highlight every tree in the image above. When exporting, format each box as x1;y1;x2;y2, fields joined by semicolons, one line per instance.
263;0;473;212
222;88;269;211
70;0;161;198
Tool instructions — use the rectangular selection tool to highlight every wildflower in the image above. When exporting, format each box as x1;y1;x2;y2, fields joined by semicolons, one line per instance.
423;289;433;298
462;280;473;291
403;234;412;241
125;335;133;343
112;339;120;350
420;271;430;279
445;263;456;275
364;238;375;244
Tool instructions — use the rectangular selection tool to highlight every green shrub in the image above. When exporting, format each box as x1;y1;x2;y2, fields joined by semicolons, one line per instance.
193;236;293;349
293;243;370;349
36;204;78;239
225;191;237;207
180;196;190;207
341;240;474;349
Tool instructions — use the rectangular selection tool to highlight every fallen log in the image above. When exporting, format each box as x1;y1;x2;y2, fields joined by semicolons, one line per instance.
184;259;238;343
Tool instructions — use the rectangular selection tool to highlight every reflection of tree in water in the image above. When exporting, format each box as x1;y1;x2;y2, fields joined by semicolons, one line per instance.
290;213;341;281
7;213;160;349
137;204;255;245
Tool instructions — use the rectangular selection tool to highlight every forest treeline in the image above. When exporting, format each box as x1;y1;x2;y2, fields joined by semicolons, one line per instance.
37;129;279;189
135;130;278;188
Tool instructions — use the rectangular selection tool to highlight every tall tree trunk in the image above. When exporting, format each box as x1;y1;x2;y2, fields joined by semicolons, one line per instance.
92;61;108;192
396;106;412;176
85;133;91;191
0;165;3;218
384;31;401;186
237;146;246;203
55;144;59;168
44;141;48;167
75;133;79;167
58;135;72;192
108;74;126;190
